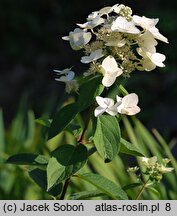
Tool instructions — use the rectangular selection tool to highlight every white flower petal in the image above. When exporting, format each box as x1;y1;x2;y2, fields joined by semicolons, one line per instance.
151;53;166;67
63;28;92;50
122;93;139;107
112;16;140;34
102;56;123;76
66;71;75;81
139;31;157;53
96;96;108;108
117;93;140;115
116;96;122;103
94;106;106;117
133;15;168;43
55;76;67;82
149;27;168;43
133;15;159;29
81;49;104;64
102;74;117;87
77;16;104;29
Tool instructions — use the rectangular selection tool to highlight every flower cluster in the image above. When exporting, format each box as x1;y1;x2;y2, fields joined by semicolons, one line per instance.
94;93;140;117
62;3;168;88
140;156;174;182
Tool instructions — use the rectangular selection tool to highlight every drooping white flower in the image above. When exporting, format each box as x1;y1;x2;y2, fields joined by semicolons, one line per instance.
81;49;104;64
138;31;158;53
101;55;123;87
62;28;92;50
94;96;118;117
133;15;168;43
54;69;78;93
77;15;104;29
116;93;141;115
111;16;140;34
138;48;166;71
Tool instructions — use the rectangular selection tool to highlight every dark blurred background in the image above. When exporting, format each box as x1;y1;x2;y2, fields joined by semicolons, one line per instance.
0;0;177;139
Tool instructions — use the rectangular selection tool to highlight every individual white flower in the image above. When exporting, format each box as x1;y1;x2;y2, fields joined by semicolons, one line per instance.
94;96;118;117
140;156;157;167
138;31;158;53
55;69;78;93
55;70;75;82
62;28;92;50
101;55;123;87
81;49;104;64
105;38;126;47
111;16;140;34
77;15;104;29
116;93;141;115
158;165;174;174
133;15;168;43
138;48;166;71
87;11;99;21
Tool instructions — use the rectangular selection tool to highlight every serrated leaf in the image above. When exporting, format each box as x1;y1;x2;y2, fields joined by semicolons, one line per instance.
7;154;49;165
47;144;88;190
120;138;144;157
77;76;104;111
29;168;63;197
93;115;121;162
69;190;104;200
78;173;128;200
48;103;78;139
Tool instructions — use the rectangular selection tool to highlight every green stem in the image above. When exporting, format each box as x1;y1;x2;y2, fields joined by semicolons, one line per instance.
78;104;95;144
135;178;149;200
60;178;70;200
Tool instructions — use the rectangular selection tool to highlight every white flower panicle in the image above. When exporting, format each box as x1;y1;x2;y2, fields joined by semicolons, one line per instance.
94;93;140;117
61;3;168;88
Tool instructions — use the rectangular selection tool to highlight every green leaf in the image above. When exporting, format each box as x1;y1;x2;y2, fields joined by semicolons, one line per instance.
47;144;88;190
122;183;142;191
93;115;121;162
77;76;104;111
29;168;63;197
146;186;161;198
78;173;128;200
35;117;51;127
7;154;49;165
48;103;78;139
65;123;82;136
120;138;144;157
69;190;105;200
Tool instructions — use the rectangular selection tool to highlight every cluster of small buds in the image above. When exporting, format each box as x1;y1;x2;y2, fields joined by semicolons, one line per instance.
140;156;174;182
61;3;168;88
